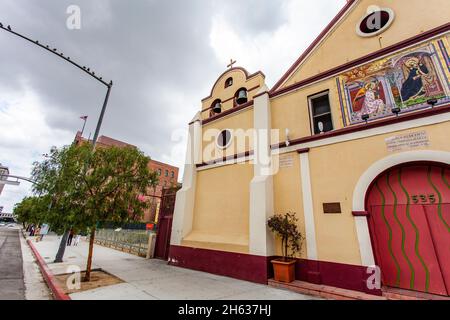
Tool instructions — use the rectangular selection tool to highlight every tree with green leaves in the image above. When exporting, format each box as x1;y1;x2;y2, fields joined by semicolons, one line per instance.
30;142;159;281
13;196;49;228
79;144;158;281
31;145;89;262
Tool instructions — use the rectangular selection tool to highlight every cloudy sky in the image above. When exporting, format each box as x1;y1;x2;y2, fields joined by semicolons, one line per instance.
0;0;346;212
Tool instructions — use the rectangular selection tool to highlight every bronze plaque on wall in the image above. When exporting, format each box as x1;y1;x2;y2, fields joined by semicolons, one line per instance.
323;202;342;214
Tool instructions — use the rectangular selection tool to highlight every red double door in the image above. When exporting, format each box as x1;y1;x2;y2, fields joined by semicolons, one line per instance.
367;164;450;296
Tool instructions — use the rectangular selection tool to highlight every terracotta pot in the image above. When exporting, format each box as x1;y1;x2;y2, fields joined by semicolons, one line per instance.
271;259;296;283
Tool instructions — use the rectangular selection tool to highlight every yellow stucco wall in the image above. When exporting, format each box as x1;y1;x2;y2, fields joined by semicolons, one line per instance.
183;162;253;253
201;108;254;163
282;0;450;87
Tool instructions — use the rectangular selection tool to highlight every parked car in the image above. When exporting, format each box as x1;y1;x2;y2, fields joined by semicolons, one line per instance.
0;217;16;227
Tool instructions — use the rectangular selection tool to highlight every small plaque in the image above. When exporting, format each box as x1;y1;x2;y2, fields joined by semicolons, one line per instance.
385;131;429;152
279;155;294;168
323;203;342;214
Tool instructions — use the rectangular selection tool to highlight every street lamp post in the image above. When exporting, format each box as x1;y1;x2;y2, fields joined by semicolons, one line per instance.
0;23;113;147
0;23;113;263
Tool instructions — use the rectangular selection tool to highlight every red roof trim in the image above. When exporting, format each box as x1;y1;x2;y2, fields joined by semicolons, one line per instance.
270;0;357;93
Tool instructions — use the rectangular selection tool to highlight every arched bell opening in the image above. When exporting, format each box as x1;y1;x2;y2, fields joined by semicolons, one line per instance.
224;77;233;88
209;99;222;117
235;88;248;105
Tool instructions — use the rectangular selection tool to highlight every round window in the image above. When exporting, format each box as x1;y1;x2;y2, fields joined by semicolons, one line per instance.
216;129;232;149
356;8;395;37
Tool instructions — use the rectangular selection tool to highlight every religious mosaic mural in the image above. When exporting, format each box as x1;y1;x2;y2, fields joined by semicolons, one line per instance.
337;38;450;124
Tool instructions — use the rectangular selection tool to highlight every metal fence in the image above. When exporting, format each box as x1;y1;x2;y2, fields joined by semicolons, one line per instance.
94;229;155;257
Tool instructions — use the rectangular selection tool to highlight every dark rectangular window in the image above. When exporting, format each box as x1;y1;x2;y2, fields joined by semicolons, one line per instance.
309;93;333;135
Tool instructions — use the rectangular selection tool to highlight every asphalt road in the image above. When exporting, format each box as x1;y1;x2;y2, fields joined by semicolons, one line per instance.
0;227;25;300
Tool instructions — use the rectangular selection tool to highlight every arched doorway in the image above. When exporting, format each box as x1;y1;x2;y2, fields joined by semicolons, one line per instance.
366;162;449;296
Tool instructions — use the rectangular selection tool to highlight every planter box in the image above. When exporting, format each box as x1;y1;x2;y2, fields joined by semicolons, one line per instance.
271;259;296;283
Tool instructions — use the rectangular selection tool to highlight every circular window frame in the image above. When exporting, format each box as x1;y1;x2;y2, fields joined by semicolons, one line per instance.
356;8;395;38
216;129;233;150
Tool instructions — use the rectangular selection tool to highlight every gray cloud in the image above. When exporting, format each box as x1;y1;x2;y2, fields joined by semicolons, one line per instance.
215;0;288;34
0;0;345;211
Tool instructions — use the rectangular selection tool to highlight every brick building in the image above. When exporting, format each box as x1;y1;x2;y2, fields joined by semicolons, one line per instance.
74;132;179;222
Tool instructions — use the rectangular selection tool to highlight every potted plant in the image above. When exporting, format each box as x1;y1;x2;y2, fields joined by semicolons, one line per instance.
267;212;304;283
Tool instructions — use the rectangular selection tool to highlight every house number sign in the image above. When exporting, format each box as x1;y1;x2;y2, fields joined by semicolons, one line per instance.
412;194;436;204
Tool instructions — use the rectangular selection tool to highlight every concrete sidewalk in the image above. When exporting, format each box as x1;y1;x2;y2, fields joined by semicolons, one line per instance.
31;235;319;300
20;230;52;300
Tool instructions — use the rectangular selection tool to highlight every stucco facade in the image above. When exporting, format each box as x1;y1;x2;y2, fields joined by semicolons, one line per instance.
170;0;450;296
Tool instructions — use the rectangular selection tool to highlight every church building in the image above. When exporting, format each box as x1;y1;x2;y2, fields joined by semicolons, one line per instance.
169;0;450;298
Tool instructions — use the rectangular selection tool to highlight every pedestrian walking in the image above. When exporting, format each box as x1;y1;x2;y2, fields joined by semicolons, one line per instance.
73;234;81;246
67;229;74;246
39;224;49;241
34;226;41;242
29;224;35;236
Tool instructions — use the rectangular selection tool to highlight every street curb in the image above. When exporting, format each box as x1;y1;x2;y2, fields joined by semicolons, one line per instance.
27;239;71;301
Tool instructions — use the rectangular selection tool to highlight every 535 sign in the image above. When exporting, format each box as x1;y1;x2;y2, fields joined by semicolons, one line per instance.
411;194;436;204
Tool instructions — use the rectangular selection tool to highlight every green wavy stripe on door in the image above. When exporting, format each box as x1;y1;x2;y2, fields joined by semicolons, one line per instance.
428;166;450;232
386;172;415;290
442;167;450;189
398;168;429;292
375;181;401;287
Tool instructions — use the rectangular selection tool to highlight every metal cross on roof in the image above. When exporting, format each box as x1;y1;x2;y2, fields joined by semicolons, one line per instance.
227;59;236;69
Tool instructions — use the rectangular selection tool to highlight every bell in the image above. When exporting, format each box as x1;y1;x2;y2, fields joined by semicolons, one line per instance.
236;89;248;105
212;101;222;113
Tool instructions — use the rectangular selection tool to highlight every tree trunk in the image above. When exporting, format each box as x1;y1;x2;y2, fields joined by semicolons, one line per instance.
54;230;69;263
84;227;96;282
284;236;288;260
